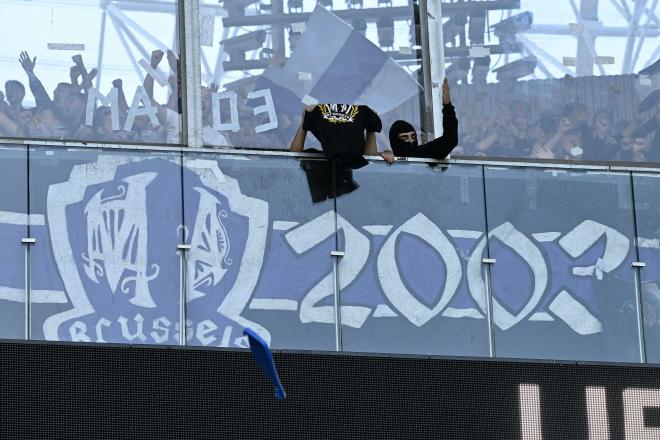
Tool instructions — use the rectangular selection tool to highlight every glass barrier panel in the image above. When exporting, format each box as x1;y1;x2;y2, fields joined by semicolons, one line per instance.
0;145;28;340
335;161;490;356
28;146;183;344
484;166;640;362
632;173;660;363
182;152;338;350
0;1;182;144
443;0;660;164
199;0;426;152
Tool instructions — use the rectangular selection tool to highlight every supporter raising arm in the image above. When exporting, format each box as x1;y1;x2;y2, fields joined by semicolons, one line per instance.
289;105;316;152
18;51;52;108
143;49;181;143
382;78;458;162
70;55;97;94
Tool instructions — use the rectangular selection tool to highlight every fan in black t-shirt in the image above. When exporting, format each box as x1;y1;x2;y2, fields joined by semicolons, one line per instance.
381;79;459;162
289;103;382;169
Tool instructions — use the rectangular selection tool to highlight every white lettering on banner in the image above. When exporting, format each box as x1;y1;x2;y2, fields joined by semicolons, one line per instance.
185;160;271;345
490;222;548;331
151;317;171;344
185;187;233;302
247;89;278;133
124;86;159;131
220;325;233;347
84;87;282;135
138;59;169;87
171;319;195;345
95;317;111;343
118;313;147;342
212;91;240;132
86;86;165;132
82;172;160;308
559;220;629;281
285;211;371;328
532;232;561;243
282;213;610;333
548;291;602;335
377;213;461;327
467;222;548;331
37;213;633;339
196;319;219;346
64;314;337;346
69;321;91;342
85;87;120;130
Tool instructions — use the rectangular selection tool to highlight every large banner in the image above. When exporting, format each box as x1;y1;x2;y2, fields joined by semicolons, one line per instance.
0;147;658;363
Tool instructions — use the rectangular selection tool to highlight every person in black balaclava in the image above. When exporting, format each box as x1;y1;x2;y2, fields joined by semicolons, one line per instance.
382;78;458;162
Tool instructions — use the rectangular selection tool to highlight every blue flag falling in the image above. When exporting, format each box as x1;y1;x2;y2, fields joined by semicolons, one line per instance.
244;327;286;399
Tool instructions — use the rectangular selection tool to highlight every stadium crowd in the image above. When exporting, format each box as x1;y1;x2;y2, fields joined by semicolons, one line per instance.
452;91;660;163
0;50;182;144
0;48;658;164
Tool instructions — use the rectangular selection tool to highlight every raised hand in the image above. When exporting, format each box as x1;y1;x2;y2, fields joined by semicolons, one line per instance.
442;78;451;105
112;79;123;89
82;68;97;90
167;50;178;71
19;51;36;75
151;49;164;68
71;54;84;68
70;65;82;85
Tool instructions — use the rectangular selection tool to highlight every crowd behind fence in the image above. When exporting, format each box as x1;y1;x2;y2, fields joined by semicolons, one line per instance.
0;50;658;164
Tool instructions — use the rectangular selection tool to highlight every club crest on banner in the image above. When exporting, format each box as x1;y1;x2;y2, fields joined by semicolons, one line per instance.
43;155;269;346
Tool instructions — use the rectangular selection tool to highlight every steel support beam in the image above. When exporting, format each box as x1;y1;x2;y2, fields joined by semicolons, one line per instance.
576;0;598;77
181;0;203;148
631;0;659;72
223;1;520;28
623;0;647;74
95;10;108;90
427;0;445;141
521;24;660;38
569;0;605;76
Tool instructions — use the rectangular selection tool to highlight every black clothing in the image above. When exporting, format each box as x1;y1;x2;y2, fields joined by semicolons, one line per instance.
303;104;382;169
582;132;619;161
300;158;359;203
389;103;458;159
513;135;535;158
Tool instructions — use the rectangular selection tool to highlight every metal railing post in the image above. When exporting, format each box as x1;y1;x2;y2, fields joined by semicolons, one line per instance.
331;250;345;352
482;258;497;358
632;261;647;363
178;244;191;346
22;237;36;340
180;0;203;148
